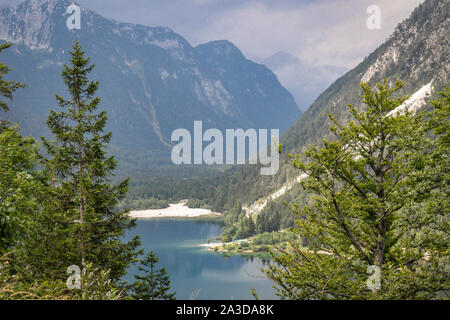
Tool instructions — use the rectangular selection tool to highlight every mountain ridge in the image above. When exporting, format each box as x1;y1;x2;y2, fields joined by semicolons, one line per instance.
0;0;301;170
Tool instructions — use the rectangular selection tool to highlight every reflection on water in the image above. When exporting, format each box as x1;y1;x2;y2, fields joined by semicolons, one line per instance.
123;219;278;300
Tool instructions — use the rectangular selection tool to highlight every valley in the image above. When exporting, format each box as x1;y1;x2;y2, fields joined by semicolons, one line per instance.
0;0;448;302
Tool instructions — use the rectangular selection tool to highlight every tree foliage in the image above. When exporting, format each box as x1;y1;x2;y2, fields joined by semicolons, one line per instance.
0;126;42;253
266;81;449;299
0;43;38;254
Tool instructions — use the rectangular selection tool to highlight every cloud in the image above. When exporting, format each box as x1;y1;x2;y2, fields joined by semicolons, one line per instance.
189;0;424;67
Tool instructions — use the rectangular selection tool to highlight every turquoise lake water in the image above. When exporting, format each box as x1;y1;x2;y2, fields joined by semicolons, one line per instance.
123;219;278;300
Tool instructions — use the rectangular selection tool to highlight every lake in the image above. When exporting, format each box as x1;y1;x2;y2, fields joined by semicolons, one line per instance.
123;219;278;300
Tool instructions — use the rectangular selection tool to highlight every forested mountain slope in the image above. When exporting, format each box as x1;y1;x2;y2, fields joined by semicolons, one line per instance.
208;0;449;214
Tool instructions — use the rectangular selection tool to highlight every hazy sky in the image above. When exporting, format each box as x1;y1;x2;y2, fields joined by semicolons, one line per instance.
1;0;424;67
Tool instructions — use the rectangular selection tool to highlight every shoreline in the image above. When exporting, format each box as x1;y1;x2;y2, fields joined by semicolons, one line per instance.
199;238;249;248
129;200;223;219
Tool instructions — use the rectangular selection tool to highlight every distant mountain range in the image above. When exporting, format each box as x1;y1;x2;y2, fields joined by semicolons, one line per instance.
0;0;300;170
260;52;349;112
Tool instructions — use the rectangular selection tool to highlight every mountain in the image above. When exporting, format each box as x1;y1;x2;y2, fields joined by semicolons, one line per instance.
261;51;349;112
0;0;300;170
282;0;448;154
204;0;449;213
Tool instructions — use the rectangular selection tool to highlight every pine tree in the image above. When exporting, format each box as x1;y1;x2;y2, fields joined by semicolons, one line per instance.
21;40;140;282
236;217;256;239
132;251;175;300
265;81;449;299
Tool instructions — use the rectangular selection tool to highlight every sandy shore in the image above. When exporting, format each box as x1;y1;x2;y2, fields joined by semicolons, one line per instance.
129;200;222;219
200;239;249;249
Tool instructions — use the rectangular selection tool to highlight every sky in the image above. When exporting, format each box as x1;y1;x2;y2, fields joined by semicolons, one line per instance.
0;0;424;68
